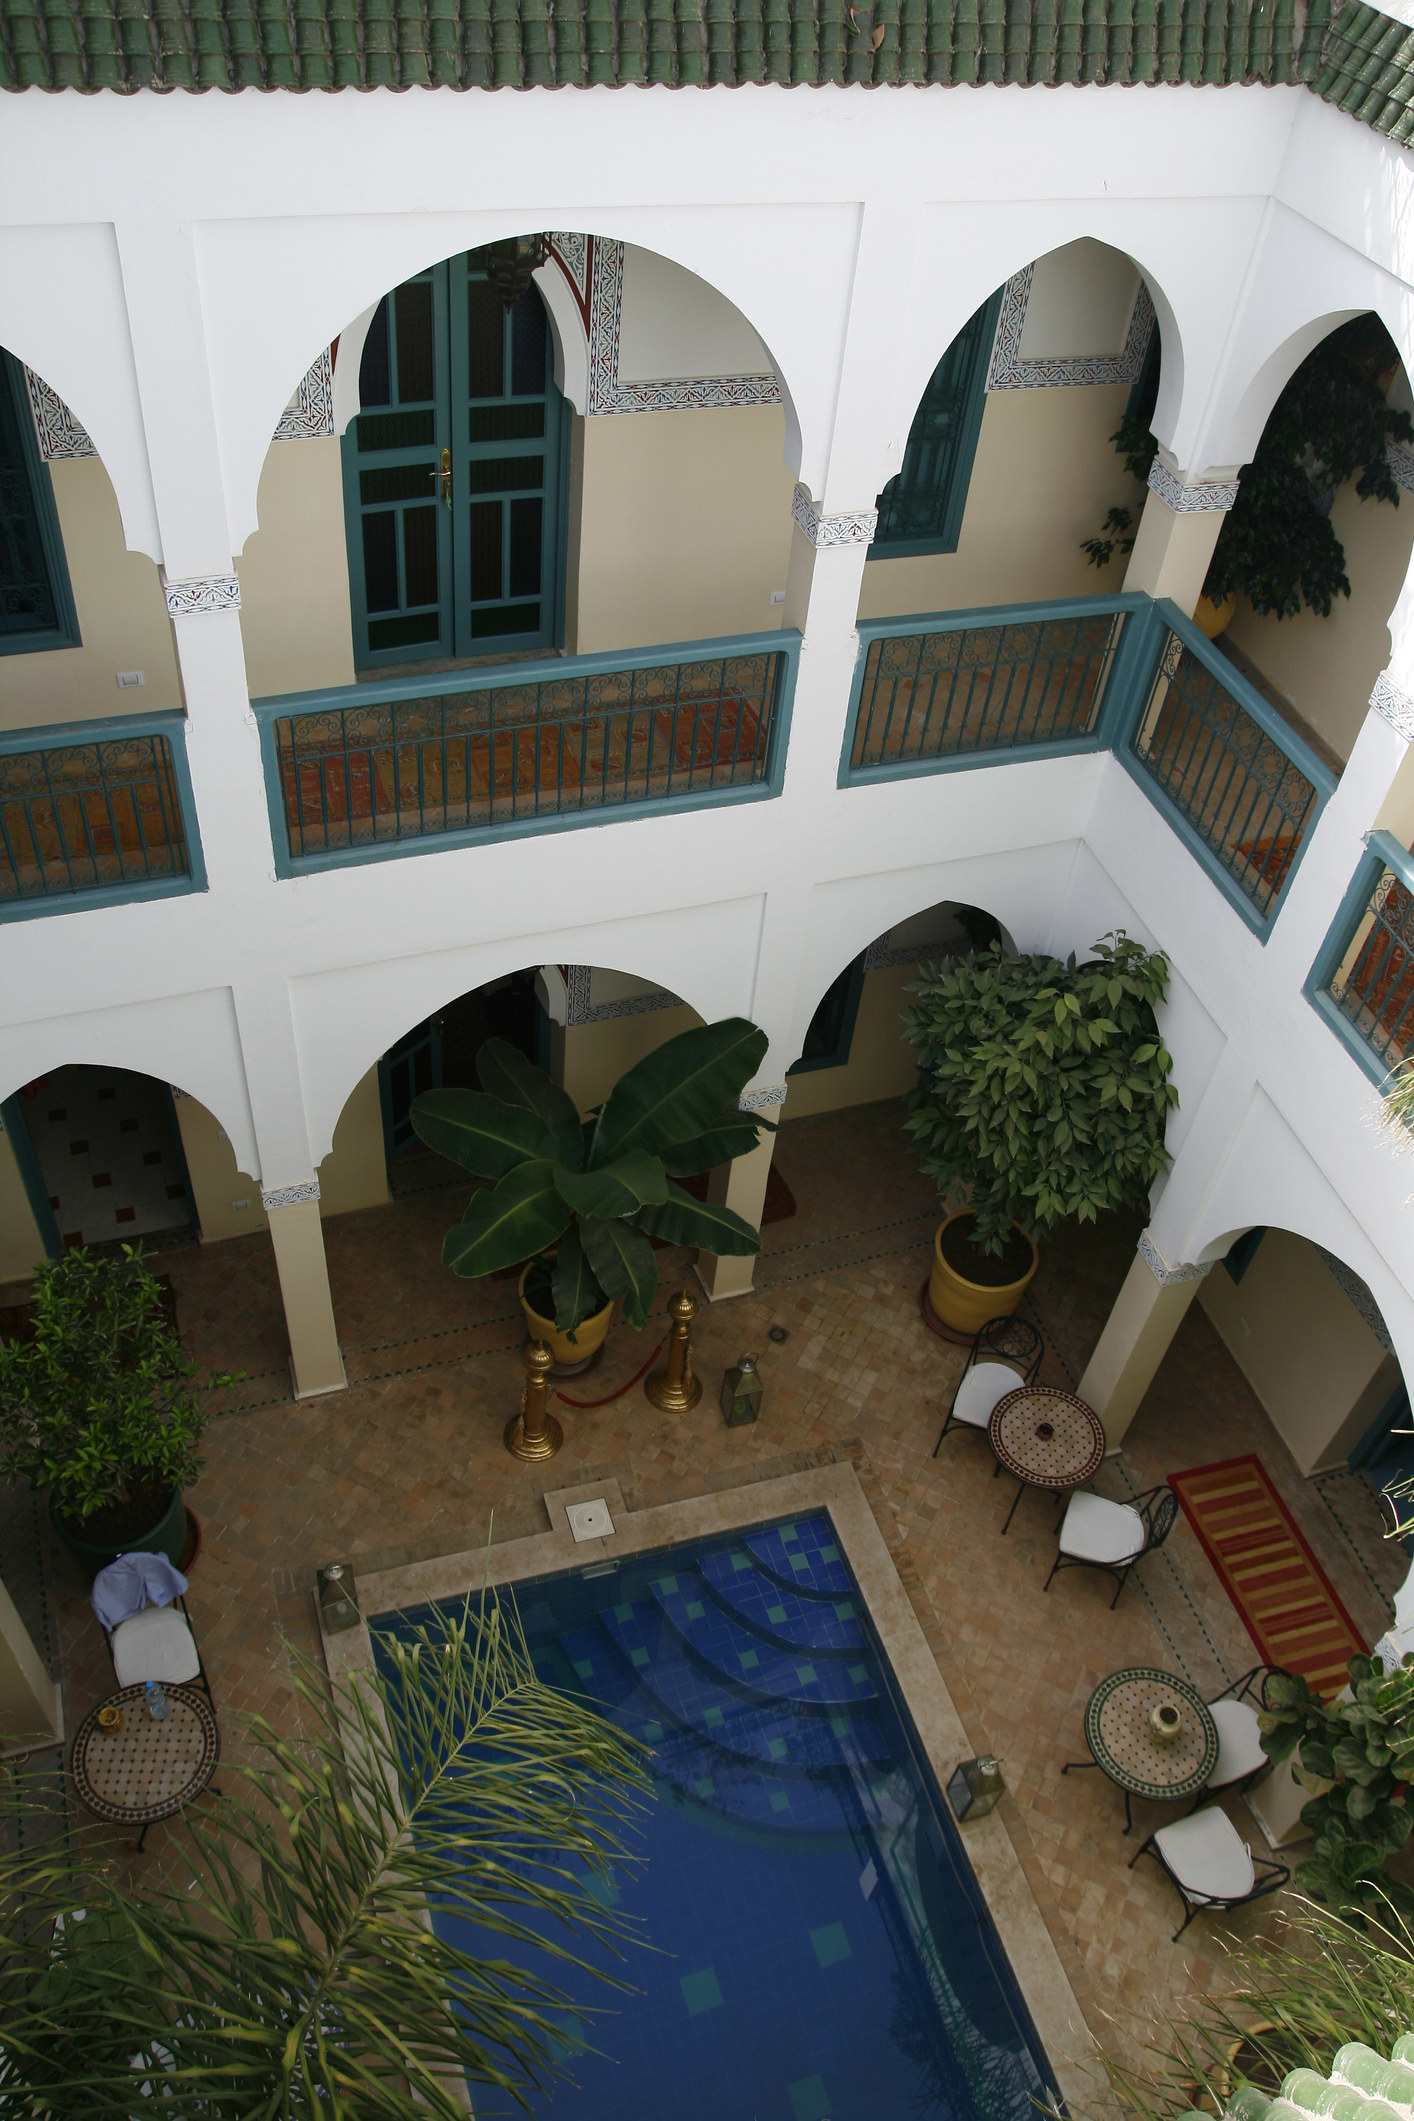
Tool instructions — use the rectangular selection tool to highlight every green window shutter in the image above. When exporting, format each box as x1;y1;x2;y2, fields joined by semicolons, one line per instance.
0;353;80;656
872;290;1002;557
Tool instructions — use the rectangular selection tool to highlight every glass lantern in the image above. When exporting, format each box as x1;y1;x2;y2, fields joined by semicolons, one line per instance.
720;1354;763;1428
946;1755;1005;1821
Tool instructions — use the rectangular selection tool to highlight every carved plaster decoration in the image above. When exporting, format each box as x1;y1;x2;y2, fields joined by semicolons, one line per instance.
1389;440;1414;495
987;267;1156;391
24;367;95;459
562;964;684;1026
584;238;780;417
862;933;966;972
1316;1244;1393;1349
273;348;336;440
791;485;878;548
1146;459;1239;513
1372;669;1414;741
1137;1230;1209;1286
738;1084;788;1110
261;1181;320;1209
163;574;242;616
548;233;593;333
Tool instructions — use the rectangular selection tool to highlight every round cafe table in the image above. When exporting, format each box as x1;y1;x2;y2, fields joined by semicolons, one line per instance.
1063;1665;1219;1832
988;1384;1106;1534
71;1683;221;1851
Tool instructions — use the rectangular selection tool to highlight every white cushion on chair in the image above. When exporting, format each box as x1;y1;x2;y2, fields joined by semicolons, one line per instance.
111;1606;200;1687
1207;1697;1268;1789
1058;1491;1146;1566
952;1361;1025;1430
1152;1807;1255;1905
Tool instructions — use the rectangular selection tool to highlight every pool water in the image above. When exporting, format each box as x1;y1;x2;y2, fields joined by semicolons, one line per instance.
377;1513;1056;2121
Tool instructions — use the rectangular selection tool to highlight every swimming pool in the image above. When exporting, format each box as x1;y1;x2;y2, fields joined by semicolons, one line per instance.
376;1510;1058;2121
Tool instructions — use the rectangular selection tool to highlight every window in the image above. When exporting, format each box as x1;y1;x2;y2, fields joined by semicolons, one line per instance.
0;353;80;656
789;954;867;1075
871;291;1001;558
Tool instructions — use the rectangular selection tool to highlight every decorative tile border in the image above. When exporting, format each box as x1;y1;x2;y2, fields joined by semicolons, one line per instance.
1137;1230;1209;1286
1372;668;1414;741
583;238;781;418
862;933;964;972
548;233;593;333
1146;458;1239;513
987;266;1155;391
261;1181;320;1210
563;964;683;1027
273;348;335;440
737;1083;788;1111
1316;1243;1393;1349
1389;440;1414;495
791;484;878;548
23;367;94;459
164;574;241;616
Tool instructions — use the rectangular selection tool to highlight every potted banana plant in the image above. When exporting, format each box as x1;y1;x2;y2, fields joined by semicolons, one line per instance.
411;1018;775;1368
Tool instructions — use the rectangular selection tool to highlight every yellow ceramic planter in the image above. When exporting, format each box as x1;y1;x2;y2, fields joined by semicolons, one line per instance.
928;1211;1039;1337
518;1266;614;1369
1194;591;1237;639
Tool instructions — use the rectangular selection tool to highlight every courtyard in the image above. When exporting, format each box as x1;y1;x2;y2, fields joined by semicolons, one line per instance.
3;1094;1406;2092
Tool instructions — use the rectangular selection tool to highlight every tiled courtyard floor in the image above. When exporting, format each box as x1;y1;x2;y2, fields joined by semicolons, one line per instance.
7;1096;1407;2094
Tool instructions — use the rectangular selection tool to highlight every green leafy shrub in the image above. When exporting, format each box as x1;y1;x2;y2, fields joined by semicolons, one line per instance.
903;932;1177;1255
1260;1654;1414;1921
412;1019;773;1335
0;1246;235;1532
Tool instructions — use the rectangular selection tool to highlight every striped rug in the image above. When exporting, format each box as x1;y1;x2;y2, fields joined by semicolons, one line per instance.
1168;1455;1367;1700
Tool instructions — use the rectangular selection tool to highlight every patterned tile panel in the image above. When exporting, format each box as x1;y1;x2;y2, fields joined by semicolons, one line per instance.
648;1572;877;1703
699;1546;867;1652
745;1519;855;1598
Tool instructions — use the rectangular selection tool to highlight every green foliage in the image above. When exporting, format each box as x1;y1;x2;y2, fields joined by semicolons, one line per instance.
413;1020;774;1335
0;1247;236;1524
902;932;1177;1255
0;1594;651;2117
1259;1654;1414;1921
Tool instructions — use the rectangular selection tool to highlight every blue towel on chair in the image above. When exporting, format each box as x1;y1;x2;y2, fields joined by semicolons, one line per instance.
91;1552;189;1630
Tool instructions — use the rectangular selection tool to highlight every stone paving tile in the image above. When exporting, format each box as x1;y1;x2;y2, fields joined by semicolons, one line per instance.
14;1097;1410;2092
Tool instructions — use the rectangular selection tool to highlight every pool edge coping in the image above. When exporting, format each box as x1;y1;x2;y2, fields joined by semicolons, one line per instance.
319;1459;1095;2114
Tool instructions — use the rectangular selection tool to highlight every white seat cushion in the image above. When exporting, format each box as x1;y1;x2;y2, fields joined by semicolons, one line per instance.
111;1605;200;1688
1058;1491;1146;1566
952;1361;1025;1430
1207;1696;1268;1789
1152;1806;1255;1905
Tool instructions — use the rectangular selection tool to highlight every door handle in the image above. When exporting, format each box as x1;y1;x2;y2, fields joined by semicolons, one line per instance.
430;448;451;507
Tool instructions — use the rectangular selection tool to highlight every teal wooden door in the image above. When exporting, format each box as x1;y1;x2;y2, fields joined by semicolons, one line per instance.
344;250;568;670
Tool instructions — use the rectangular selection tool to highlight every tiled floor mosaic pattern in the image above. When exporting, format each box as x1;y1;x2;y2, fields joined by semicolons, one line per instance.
18;1065;191;1247
6;1096;1408;2090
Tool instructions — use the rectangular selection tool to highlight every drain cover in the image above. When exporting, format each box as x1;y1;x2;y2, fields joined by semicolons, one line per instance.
566;1498;615;1542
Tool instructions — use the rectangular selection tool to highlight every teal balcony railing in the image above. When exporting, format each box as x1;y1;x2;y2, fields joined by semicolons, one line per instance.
254;631;799;874
0;713;203;921
1307;831;1414;1087
1120;607;1336;929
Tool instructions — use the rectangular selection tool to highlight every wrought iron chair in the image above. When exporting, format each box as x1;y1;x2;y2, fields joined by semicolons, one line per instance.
102;1592;212;1702
1200;1665;1290;1800
1043;1483;1179;1608
1129;1804;1289;1939
933;1313;1045;1457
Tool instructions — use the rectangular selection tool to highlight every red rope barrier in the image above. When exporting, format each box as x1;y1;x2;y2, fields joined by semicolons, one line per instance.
555;1337;666;1408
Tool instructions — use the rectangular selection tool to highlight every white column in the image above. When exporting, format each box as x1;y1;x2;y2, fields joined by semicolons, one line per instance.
0;1577;62;1756
262;1186;346;1400
1077;1232;1210;1449
695;1085;786;1303
1123;456;1238;616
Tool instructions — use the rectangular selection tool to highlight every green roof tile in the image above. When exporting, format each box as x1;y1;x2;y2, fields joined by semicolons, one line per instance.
0;0;1412;147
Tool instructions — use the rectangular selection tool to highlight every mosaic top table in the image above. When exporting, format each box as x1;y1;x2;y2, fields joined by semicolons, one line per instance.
71;1683;220;1850
988;1384;1106;1533
1065;1665;1219;1832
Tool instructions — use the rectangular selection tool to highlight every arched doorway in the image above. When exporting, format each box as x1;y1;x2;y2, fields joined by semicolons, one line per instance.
342;246;569;670
1;1066;195;1261
378;967;550;1169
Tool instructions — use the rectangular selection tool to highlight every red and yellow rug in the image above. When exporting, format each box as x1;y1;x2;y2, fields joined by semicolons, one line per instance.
1168;1454;1366;1700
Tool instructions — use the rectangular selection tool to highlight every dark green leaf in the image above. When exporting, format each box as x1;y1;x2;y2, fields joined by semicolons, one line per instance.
551;1226;605;1337
410;1088;557;1177
553;1151;667;1220
660;1117;773;1176
578;1218;658;1330
442;1161;571;1277
589;1019;768;1166
475;1038;584;1164
636;1181;763;1255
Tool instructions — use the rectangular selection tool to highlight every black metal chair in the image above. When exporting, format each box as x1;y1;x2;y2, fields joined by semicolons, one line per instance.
1200;1665;1290;1800
1043;1483;1179;1608
1129;1804;1289;1939
933;1313;1045;1456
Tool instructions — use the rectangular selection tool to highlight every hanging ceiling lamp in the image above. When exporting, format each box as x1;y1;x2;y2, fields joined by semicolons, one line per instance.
486;235;550;310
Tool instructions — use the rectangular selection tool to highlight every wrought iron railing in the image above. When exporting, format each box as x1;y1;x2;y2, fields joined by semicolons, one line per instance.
256;633;797;869
0;717;198;912
1123;609;1335;923
1309;831;1414;1083
846;596;1145;776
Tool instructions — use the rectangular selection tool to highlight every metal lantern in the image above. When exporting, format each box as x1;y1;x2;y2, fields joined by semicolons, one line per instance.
486;234;549;310
720;1353;763;1428
317;1562;361;1635
947;1754;1005;1821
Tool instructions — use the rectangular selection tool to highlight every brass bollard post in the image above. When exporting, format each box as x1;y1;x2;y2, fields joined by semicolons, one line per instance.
644;1287;703;1413
505;1339;564;1461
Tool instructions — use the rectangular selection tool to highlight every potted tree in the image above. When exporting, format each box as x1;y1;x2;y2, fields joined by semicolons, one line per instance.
903;932;1177;1336
0;1246;235;1570
411;1017;775;1369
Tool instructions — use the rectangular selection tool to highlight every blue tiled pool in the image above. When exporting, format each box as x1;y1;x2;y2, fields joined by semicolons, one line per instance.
376;1513;1056;2121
